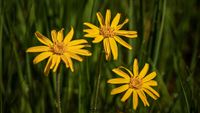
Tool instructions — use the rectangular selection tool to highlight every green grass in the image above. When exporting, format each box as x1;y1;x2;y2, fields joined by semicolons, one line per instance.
1;0;200;113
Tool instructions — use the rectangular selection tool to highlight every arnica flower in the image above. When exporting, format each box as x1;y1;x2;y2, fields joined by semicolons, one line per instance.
107;59;160;110
26;28;92;75
83;9;137;60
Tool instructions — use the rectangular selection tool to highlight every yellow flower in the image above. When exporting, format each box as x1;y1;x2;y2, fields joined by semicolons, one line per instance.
83;9;137;60
26;28;92;75
107;59;160;110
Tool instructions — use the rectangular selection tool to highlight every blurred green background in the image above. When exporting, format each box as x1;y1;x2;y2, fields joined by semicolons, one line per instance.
0;0;200;113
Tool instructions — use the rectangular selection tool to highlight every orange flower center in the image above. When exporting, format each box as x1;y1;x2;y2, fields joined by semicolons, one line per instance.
100;26;115;38
51;42;65;55
129;77;142;89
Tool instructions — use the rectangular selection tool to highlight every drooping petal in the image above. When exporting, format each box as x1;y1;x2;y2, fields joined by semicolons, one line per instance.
133;58;139;77
105;9;111;26
111;84;129;95
142;72;157;82
143;88;158;100
61;55;69;68
44;56;52;76
137;90;149;106
109;38;118;60
57;28;64;42
26;46;50;52
133;90;138;110
103;38;111;60
33;52;52;64
50;55;59;69
113;36;132;50
64;27;74;44
112;68;130;79
67;39;88;46
53;56;61;72
111;13;121;27
84;23;99;30
138;63;149;79
115;19;129;30
121;88;133;102
92;35;104;43
70;49;92;56
65;52;83;62
51;30;57;42
65;55;74;72
35;32;53;46
96;12;105;26
143;85;160;97
107;78;130;84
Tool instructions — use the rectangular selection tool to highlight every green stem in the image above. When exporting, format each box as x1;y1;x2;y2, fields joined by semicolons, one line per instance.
153;0;166;66
91;50;103;113
56;73;62;113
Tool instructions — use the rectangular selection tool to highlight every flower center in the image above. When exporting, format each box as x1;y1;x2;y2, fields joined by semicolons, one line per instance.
51;42;65;55
129;77;142;89
100;26;115;38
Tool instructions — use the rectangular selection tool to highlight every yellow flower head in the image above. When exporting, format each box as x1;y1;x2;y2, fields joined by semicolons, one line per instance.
107;59;160;110
83;9;137;61
26;27;92;75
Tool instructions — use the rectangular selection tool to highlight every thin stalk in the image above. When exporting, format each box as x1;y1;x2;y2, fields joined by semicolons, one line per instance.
153;0;166;66
90;50;103;113
56;72;62;113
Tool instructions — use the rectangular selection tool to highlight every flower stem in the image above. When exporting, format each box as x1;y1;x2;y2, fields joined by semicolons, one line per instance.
56;73;62;113
90;50;103;113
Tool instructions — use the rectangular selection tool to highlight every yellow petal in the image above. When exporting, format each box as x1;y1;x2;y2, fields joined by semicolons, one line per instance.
113;36;132;50
67;45;89;50
115;19;129;30
84;23;99;30
122;34;138;38
65;55;74;72
64;27;74;44
50;55;59;69
70;49;92;56
109;38;118;60
111;84;129;95
65;52;83;62
44;56;52;76
107;78;130;84
92;35;104;43
57;28;64;42
61;55;69;68
35;32;53;46
112;68;130;79
144;80;158;86
84;34;99;38
115;30;137;35
53;56;61;72
138;63;149;79
26;46;50;52
83;29;99;35
143;85;160;97
137;90;149;106
51;30;57;42
118;66;134;77
121;88;133;102
142;72;157;82
67;39;88;46
133;90;138;110
33;52;52;64
111;13;121;27
143;88;158;100
96;12;105;26
103;38;111;60
105;9;111;26
133;58;139;77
